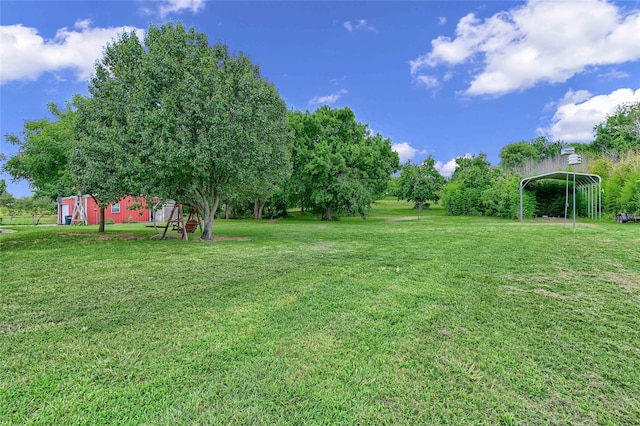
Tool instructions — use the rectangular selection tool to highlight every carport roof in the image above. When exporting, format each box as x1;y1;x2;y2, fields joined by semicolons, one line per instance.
520;171;601;188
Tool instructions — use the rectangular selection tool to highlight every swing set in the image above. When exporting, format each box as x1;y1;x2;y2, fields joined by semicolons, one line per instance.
158;202;202;240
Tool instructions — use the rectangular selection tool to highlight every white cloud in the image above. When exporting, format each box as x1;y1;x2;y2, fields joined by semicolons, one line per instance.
414;75;440;89
74;19;92;31
435;154;471;178
435;158;458;178
410;0;640;96
308;89;348;107
158;0;205;18
329;76;347;86
0;20;143;85
392;142;419;163
343;19;375;32
598;69;630;80
540;88;640;142
439;17;447;25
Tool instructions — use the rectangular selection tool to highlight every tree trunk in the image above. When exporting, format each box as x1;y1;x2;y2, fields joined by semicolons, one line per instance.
253;199;266;220
324;205;333;220
32;213;46;225
98;206;106;232
201;194;220;241
254;199;260;220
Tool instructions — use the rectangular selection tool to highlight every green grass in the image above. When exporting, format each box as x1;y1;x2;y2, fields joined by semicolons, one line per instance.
0;214;57;226
1;199;639;425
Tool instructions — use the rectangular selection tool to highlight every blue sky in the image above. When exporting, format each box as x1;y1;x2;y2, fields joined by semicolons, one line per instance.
1;0;639;198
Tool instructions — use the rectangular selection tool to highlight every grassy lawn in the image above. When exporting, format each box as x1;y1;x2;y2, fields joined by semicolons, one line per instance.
0;214;57;226
1;199;639;424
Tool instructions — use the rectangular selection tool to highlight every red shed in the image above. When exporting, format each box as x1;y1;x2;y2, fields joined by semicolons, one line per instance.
57;195;151;225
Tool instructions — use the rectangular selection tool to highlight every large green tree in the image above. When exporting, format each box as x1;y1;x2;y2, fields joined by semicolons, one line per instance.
71;30;146;233
76;23;290;240
3;101;78;200
449;154;493;189
398;157;445;211
288;106;399;219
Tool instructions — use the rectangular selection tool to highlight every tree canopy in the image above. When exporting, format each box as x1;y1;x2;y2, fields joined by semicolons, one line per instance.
499;141;539;172
499;137;565;172
287;106;399;219
592;102;640;155
8;21;637;227
75;22;290;239
3;100;79;201
443;154;494;216
398;156;445;211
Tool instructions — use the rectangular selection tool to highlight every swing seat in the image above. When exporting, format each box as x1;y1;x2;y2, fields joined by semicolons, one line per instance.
174;219;199;233
185;219;199;233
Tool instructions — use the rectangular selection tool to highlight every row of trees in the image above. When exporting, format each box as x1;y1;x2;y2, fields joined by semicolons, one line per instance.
500;102;640;173
2;21;637;231
2;23;399;238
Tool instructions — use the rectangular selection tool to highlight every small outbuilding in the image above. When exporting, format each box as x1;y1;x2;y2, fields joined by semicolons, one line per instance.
57;195;152;225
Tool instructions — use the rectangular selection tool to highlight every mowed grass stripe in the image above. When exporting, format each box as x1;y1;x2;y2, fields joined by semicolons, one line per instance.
1;200;639;424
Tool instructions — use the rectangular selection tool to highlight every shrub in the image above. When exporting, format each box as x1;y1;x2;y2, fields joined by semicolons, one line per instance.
482;174;536;219
441;183;465;215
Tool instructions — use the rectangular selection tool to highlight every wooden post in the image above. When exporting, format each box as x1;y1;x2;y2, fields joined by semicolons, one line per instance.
161;203;179;240
71;191;87;225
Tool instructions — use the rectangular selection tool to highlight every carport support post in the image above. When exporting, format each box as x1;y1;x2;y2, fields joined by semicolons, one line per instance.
573;172;577;233
592;185;595;219
564;173;569;226
519;179;524;222
599;181;602;221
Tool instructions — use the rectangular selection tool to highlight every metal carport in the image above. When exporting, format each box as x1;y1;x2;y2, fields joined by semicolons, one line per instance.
519;171;602;222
